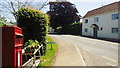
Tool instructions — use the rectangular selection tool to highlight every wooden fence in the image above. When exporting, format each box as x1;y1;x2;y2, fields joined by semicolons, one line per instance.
22;44;44;67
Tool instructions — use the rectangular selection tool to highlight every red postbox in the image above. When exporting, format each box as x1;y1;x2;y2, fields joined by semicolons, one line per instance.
1;26;23;68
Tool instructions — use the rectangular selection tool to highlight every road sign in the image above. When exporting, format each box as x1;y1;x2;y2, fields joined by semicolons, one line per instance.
47;41;55;50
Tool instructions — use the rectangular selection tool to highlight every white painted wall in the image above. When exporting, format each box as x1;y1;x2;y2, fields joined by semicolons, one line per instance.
82;10;119;39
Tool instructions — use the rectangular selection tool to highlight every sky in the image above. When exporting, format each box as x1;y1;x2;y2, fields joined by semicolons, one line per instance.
0;0;120;22
48;0;120;16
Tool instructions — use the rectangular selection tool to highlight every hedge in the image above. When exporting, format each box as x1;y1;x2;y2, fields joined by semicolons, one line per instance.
14;8;49;46
56;23;82;35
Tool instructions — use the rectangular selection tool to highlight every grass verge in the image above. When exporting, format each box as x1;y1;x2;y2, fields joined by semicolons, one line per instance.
38;36;58;68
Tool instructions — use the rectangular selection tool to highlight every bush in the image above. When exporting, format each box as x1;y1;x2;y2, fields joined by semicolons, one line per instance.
14;8;49;45
24;40;40;47
56;22;82;35
55;26;62;33
70;23;82;35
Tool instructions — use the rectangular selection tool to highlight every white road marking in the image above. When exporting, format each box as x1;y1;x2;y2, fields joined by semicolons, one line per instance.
74;44;87;66
102;56;117;63
106;63;117;66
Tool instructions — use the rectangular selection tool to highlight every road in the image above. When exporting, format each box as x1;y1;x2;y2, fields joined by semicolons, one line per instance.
50;34;118;66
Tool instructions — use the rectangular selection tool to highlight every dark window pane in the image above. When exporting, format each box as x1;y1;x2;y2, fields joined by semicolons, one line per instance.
112;28;118;33
85;19;88;23
112;14;119;20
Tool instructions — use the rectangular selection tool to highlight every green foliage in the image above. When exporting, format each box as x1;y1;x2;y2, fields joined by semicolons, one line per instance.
9;21;17;26
38;36;58;67
24;40;40;47
56;22;82;35
70;23;82;35
15;8;49;45
47;2;80;29
0;16;7;26
55;26;62;33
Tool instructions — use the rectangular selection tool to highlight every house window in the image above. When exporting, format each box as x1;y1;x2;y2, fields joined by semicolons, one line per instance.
112;28;118;33
85;19;88;23
84;28;88;32
112;13;119;20
94;17;99;22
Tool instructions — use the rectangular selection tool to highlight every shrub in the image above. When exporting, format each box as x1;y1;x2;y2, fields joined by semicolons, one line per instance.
55;26;62;33
70;23;82;35
24;40;40;47
14;8;49;46
56;22;82;35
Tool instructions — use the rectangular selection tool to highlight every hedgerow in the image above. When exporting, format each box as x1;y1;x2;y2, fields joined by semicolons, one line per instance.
14;8;49;46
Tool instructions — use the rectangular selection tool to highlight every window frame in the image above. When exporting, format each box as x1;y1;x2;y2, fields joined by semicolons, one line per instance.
112;13;119;20
84;28;88;32
112;28;118;33
94;17;99;22
85;19;88;23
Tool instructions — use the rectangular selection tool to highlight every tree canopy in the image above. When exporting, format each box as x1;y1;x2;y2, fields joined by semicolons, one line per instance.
47;2;81;29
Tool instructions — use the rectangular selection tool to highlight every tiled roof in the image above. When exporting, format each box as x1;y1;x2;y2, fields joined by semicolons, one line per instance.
83;1;120;18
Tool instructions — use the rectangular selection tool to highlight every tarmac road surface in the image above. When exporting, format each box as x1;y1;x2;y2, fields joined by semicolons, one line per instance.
50;34;118;66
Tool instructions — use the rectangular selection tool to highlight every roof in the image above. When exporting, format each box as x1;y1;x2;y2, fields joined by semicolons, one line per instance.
83;1;120;18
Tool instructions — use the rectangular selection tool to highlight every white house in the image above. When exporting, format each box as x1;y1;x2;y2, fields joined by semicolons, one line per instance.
82;1;120;40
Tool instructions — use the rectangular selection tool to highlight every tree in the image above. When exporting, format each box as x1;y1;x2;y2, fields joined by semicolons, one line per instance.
47;2;81;29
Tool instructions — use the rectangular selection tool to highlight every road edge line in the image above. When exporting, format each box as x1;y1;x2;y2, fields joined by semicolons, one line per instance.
101;56;117;63
74;44;87;66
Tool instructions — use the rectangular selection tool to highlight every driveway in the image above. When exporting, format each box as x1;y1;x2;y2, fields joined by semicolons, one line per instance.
50;34;118;66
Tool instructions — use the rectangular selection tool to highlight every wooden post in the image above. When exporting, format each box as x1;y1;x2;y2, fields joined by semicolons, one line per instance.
51;44;53;50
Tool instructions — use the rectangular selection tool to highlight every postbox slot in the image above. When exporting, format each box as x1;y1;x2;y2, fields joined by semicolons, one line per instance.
15;32;23;38
16;35;23;38
15;38;22;45
15;34;23;45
